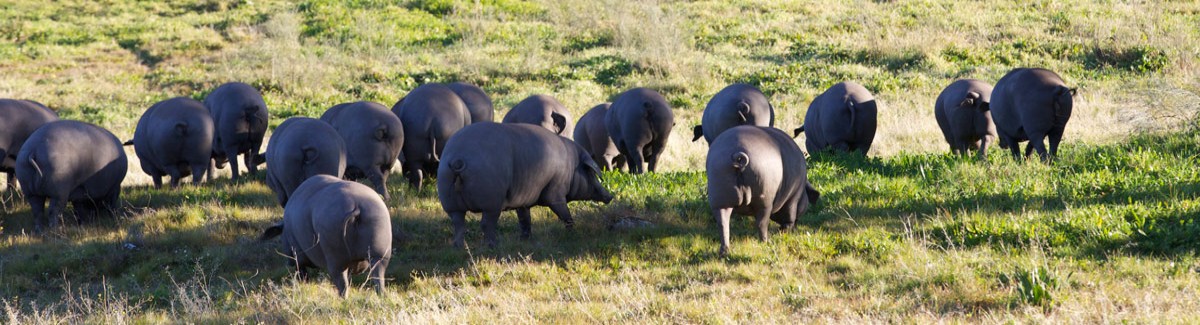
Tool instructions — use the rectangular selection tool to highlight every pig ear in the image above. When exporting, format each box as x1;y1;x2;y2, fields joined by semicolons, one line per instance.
793;125;805;138
692;125;703;142
551;112;568;135
1069;87;1078;97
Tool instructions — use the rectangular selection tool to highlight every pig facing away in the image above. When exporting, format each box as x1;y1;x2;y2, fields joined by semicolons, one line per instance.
437;122;614;248
935;79;997;160
260;175;392;297
0;99;58;190
391;83;471;189
16;120;128;232
989;68;1076;161
321;101;404;199
605;87;675;174
502;94;574;139
694;83;774;144
204;82;269;181
265;117;346;207
707;125;820;256
573;103;624;171
130;97;215;188
795;81;877;156
446;82;494;123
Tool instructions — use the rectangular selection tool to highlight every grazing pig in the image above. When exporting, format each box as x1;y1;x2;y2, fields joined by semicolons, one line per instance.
989;68;1076;161
707;125;819;256
16;120;127;232
265;117;346;207
605;87;675;174
0;99;58;190
391;83;471;189
320;101;404;199
204;82;269;181
573;103;624;170
447;82;494;123
694;83;774;144
935;79;997;160
260;175;392;297
437;122;614;248
794;81;878;155
502;94;574;139
129;97;215;188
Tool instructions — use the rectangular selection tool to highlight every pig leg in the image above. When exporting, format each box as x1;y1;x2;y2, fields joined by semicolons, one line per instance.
329;266;350;297
152;175;163;189
243;150;255;177
977;136;990;161
516;208;533;240
714;207;732;257
28;195;46;232
645;142;662;173
755;206;772;242
5;173;15;191
450;211;468;248
622;142;645;174
167;168;183;189
547;203;575;229
227;145;242;181
1048;127;1064;159
1003;135;1021;160
47;198;67;229
191;162;208;186
370;256;389;295
481;210;501;248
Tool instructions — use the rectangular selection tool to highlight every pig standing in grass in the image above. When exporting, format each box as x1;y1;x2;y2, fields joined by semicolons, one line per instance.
694;83;774;144
606;88;674;174
707;125;819;256
503;94;574;139
260;175;392;297
573;103;624;170
321;101;404;199
989;68;1076;161
392;83;471;189
17;120;127;232
795;81;877;156
935;79;997;160
0;99;58;190
447;82;494;123
438;122;614;248
205;82;269;181
265;117;346;207
129;97;215;188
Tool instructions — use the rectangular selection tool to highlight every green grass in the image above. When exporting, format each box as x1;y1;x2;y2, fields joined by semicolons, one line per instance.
2;0;1200;322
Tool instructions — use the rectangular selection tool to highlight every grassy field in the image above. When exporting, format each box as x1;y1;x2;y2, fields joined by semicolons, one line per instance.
2;0;1199;322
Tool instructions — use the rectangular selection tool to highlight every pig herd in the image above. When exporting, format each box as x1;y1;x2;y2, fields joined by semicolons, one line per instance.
0;67;1076;296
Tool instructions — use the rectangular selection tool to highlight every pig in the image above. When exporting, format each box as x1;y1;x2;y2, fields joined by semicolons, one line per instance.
573;103;624;170
502;94;573;139
447;82;494;123
204;82;269;181
260;175;392;297
16;120;128;232
707;125;819;256
437;122;614;248
320;101;404;199
694;83;774;144
605;87;675;174
391;83;471;189
128;97;215;188
265;117;347;207
0;99;58;190
935;79;997;160
794;81;877;155
989;68;1076;161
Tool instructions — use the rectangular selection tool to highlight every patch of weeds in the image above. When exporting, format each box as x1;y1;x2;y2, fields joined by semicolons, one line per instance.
1000;264;1062;307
